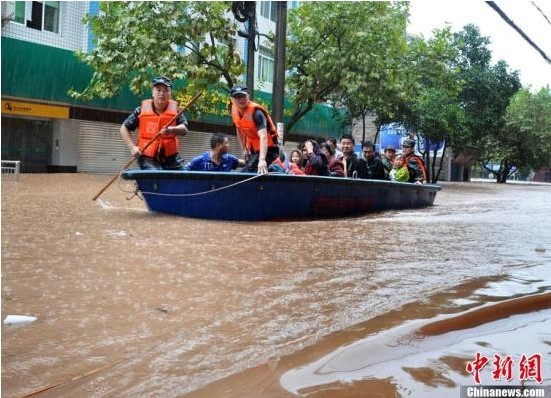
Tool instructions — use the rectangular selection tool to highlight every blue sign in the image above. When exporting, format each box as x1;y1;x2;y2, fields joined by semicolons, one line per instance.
379;123;445;157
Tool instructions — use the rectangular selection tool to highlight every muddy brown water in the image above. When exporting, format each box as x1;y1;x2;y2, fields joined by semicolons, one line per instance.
2;174;550;397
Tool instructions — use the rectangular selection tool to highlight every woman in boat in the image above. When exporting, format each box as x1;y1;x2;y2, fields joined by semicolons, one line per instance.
320;142;345;177
303;140;330;176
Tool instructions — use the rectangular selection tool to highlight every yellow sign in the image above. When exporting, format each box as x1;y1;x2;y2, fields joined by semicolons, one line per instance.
1;100;69;119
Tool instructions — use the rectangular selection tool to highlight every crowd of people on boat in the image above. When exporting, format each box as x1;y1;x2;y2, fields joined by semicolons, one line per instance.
121;77;428;184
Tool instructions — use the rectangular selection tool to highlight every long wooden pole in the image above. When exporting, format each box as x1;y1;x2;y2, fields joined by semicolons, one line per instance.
92;91;203;201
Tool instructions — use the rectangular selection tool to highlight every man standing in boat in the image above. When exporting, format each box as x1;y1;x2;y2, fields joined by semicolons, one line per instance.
230;85;280;175
120;76;189;170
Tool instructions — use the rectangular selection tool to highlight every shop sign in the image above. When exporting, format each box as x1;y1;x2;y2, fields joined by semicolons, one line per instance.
2;100;69;119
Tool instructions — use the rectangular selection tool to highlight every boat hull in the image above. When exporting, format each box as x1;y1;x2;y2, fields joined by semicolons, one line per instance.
121;170;441;221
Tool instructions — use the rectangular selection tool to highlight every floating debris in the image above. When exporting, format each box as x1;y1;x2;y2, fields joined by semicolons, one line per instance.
105;230;128;237
96;198;115;210
4;315;37;325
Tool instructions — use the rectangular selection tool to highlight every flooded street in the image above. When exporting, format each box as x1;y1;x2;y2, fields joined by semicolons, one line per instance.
2;174;551;397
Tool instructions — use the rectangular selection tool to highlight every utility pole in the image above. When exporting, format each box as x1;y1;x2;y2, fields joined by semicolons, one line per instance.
271;1;287;130
245;4;256;99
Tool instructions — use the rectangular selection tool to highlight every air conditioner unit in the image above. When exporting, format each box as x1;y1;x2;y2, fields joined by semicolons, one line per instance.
1;1;16;21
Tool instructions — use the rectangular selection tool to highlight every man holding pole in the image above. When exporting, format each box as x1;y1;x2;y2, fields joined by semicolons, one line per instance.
120;76;189;170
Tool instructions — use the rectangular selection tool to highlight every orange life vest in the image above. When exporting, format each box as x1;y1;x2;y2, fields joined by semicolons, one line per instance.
231;101;279;152
137;99;179;158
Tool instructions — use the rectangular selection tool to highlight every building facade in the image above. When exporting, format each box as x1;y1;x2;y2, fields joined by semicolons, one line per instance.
1;1;344;173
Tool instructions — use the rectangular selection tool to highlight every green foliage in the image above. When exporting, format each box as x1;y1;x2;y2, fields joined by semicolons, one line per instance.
453;25;522;152
496;87;551;173
70;1;243;103
286;2;409;133
447;25;522;182
400;28;463;145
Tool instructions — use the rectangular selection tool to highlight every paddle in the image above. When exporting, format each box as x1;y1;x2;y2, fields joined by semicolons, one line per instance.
92;91;203;201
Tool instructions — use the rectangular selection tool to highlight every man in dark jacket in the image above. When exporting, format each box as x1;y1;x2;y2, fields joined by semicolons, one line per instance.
361;141;387;180
402;138;428;184
338;134;367;178
381;144;396;178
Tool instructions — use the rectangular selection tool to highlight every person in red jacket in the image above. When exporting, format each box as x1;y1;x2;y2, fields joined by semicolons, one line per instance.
120;76;189;170
230;85;280;175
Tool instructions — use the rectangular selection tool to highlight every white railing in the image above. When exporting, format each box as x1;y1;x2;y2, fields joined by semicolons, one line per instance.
1;160;21;182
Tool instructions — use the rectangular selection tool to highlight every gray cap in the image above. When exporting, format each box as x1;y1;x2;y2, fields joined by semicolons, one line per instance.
230;85;249;97
152;76;172;88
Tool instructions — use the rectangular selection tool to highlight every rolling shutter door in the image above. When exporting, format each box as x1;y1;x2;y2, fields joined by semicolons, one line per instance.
179;131;210;164
77;120;239;173
78;120;132;174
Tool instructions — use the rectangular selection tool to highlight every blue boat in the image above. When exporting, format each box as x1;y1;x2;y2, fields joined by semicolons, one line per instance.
121;170;441;221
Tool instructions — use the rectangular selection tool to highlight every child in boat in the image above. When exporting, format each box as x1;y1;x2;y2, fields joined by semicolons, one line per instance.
389;154;410;182
288;149;306;175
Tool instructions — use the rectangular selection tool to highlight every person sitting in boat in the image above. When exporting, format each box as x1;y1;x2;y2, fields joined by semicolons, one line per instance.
120;76;189;170
361;141;387;180
288;149;306;175
325;136;343;158
184;132;245;172
401;138;428;184
303;140;330;176
230;85;280;175
320;142;345;177
338;134;368;178
389;154;410;182
381;144;396;179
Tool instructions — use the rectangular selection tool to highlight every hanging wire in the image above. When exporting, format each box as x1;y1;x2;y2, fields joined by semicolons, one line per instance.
486;1;551;64
531;1;551;27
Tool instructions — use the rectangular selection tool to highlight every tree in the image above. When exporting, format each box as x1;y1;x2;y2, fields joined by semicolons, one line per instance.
451;25;522;182
285;2;409;134
484;87;551;182
70;1;243;109
397;28;464;183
